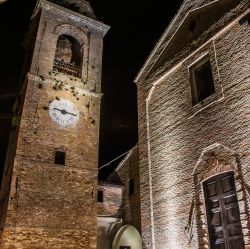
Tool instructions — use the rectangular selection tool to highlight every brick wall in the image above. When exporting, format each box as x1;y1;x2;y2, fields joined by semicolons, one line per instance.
98;182;123;217
0;1;109;248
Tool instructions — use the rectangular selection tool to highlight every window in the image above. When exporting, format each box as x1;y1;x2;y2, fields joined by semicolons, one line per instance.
54;151;65;165
190;57;215;105
128;179;134;196
97;190;103;202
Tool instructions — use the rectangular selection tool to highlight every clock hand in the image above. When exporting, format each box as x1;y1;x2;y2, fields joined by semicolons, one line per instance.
53;107;67;115
53;108;77;116
53;107;62;112
65;110;77;116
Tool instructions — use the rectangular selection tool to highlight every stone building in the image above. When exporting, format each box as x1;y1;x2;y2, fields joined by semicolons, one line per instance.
135;0;250;249
0;0;109;248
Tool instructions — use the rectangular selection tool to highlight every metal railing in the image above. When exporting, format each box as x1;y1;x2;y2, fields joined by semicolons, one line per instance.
53;59;81;78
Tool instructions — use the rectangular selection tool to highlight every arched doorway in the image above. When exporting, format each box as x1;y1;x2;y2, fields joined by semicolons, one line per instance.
193;143;249;248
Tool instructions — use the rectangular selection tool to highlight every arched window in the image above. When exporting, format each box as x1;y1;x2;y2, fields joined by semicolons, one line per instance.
53;35;82;78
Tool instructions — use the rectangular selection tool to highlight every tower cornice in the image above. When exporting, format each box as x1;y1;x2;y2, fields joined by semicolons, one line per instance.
40;0;110;35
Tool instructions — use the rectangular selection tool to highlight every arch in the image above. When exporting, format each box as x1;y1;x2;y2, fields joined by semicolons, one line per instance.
53;34;82;77
53;24;88;46
193;143;238;183
55;35;81;65
192;143;249;248
112;225;142;249
53;24;90;79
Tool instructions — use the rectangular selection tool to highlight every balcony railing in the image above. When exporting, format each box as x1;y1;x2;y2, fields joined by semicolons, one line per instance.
53;59;81;78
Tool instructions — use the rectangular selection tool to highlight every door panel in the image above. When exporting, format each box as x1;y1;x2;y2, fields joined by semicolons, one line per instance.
228;227;242;236
211;211;222;226
226;207;240;223
222;175;234;193
229;238;244;249
207;181;218;197
203;172;244;249
214;243;225;249
224;194;237;204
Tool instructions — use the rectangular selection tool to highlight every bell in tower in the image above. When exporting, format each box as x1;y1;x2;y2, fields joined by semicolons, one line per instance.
0;0;109;248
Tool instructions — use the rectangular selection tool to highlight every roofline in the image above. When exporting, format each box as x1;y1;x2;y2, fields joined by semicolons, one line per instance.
146;1;224;79
114;144;138;172
135;0;243;83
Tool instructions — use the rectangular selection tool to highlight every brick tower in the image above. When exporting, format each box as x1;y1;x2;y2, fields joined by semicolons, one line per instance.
0;0;109;248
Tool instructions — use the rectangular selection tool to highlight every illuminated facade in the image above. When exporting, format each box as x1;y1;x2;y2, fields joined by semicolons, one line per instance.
135;0;250;248
0;0;109;248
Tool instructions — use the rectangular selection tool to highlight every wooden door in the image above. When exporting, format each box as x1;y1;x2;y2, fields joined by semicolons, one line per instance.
203;172;244;249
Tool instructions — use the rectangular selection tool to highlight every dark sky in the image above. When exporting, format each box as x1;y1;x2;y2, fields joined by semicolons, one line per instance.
0;0;183;180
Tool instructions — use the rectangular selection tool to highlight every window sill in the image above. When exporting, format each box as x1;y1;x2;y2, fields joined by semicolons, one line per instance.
188;92;224;119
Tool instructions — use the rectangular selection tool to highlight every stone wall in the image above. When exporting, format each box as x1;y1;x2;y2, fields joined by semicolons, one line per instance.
136;1;250;249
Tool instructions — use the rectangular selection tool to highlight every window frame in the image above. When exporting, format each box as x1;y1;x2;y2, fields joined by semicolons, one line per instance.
189;54;215;106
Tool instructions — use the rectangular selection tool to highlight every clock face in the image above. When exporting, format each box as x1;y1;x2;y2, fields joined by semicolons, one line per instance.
48;98;79;127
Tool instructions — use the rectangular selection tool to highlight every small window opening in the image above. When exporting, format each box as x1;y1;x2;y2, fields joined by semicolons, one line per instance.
128;179;134;196
190;58;215;105
98;190;103;202
55;151;65;165
54;34;82;78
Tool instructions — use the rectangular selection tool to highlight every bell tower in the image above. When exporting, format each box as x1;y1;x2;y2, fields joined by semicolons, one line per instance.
0;0;109;248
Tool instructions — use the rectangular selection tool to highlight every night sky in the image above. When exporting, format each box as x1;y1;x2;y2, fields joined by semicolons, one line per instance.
0;0;183;180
